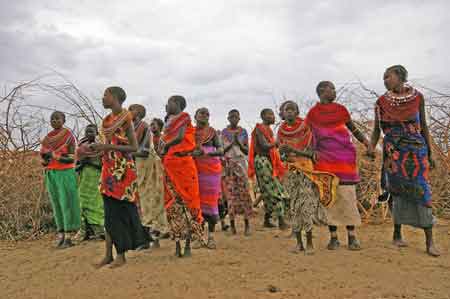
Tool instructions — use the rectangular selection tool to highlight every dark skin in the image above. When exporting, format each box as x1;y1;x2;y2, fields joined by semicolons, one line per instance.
129;106;150;158
367;70;439;257
42;112;75;166
193;108;224;157
255;110;277;153
77;126;101;170
278;103;315;161
92;89;138;269
150;120;162;137
159;98;186;157
223;111;248;155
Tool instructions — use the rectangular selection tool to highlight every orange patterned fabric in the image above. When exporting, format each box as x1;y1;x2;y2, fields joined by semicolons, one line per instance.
162;112;203;223
99;109;139;203
41;128;76;170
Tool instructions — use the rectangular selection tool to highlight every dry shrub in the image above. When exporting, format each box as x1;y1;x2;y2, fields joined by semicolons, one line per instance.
0;151;53;240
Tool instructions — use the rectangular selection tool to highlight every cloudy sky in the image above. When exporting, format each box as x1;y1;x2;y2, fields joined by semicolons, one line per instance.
1;0;449;128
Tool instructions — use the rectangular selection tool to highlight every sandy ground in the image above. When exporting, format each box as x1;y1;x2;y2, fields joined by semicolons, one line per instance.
1;215;450;299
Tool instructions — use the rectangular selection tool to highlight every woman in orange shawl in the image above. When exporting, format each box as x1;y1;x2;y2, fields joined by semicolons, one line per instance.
278;101;338;255
160;95;204;258
248;108;289;230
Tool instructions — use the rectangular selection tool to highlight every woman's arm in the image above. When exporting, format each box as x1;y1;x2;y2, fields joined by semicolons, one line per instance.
160;125;187;156
368;107;381;157
133;127;150;158
419;95;434;167
255;128;275;151
207;133;224;156
346;120;369;147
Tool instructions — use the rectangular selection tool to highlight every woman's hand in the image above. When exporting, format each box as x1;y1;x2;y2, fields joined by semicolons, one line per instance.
279;144;291;154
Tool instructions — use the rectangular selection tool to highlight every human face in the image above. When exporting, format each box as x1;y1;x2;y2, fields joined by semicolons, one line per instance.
166;98;179;115
195;108;209;125
102;89;115;109
263;110;275;125
50;112;64;130
383;70;402;92
129;105;143;121
320;83;336;102
283;103;298;122
85;126;97;141
150;121;161;134
228;112;240;127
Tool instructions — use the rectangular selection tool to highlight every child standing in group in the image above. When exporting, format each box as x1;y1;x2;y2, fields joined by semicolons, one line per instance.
41;111;80;248
92;87;148;268
75;124;104;242
248;109;289;230
221;109;253;236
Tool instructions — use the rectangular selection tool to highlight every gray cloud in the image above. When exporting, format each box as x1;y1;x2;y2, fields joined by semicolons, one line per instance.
1;0;449;129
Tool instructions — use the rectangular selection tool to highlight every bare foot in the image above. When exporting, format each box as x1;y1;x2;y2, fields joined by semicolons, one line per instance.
290;244;305;254
305;244;315;256
191;240;204;249
393;239;408;247
183;247;192;258
109;256;126;268
427;245;441;257
94;257;113;269
206;238;217;250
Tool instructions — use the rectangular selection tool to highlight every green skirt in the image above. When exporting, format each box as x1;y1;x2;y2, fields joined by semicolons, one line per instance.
254;155;288;217
78;165;104;227
45;168;81;232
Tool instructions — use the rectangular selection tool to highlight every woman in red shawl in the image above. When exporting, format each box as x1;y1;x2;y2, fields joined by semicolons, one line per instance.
368;65;439;257
91;87;148;268
159;95;204;258
306;81;370;251
248;108;289;230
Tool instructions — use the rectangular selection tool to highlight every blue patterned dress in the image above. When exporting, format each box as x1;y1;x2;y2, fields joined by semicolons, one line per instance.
377;88;433;228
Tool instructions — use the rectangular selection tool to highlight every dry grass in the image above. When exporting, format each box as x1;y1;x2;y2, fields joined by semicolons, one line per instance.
0;151;54;240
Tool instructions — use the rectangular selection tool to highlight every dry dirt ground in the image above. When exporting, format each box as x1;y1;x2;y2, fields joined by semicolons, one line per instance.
1;216;450;299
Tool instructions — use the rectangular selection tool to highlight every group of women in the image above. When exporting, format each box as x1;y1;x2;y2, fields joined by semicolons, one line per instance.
40;64;440;269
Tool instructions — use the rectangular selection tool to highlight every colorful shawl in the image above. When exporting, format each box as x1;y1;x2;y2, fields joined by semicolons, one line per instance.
278;118;339;207
99;109;139;202
162;112;202;223
222;126;248;159
248;123;285;179
40;128;76;170
377;87;421;122
377;89;432;206
306;102;359;184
